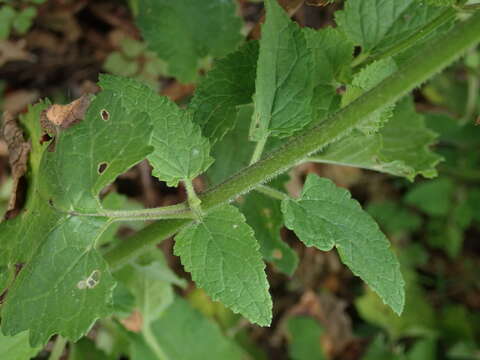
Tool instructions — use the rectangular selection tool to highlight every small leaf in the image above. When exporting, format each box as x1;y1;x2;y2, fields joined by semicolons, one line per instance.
303;27;354;121
190;41;259;144
99;75;213;186
241;189;298;276
206;105;257;186
336;0;446;56
286;316;326;360
312;97;443;180
136;0;243;83
404;178;454;216
0;331;41;360
342;58;398;134
282;174;405;314
174;204;272;326
251;0;314;140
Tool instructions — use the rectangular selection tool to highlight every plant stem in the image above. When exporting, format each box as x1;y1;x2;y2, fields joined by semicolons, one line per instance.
70;203;194;221
256;185;290;201
184;179;203;219
142;324;169;360
461;68;480;124
250;135;268;165
352;7;457;68
48;335;67;360
104;10;480;270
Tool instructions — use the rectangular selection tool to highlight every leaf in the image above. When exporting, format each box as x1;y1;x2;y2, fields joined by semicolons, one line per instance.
251;0;314;140
281;174;405;314
336;0;446;56
356;246;435;339
115;251;186;327
286;316;326;360
190;41;259;144
174;204;272;326
0;331;41;360
303;27;353;121
41;91;153;211
99;74;213;187
1;92;153;346
206;105;257;186
404;178;454;216
70;338;110;360
312;97;442;180
241;189;299;276
342;58;398;134
367;201;422;235
1;217;116;346
136;0;243;83
130;296;247;360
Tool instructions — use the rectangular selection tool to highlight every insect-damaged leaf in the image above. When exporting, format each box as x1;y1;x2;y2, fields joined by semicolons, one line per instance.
281;175;405;315
0;91;153;346
99;75;213;187
174;204;272;326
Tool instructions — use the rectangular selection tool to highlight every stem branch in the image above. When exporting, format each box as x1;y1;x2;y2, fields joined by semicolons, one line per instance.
104;11;480;270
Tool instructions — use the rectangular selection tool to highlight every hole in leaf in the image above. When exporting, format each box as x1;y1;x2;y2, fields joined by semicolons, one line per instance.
100;109;110;121
77;270;101;290
98;162;108;174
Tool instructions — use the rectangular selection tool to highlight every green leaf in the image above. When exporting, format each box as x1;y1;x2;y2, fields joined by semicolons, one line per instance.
303;27;354;121
404;178;454;216
99;75;213;187
251;0;314;140
312;97;442;180
42;91;153;211
190;41;258;144
417;0;456;6
1;92;153;345
356;246;435;339
130;296;247;360
206;105;256;186
281;174;405;314
12;6;36;34
286;316;326;360
241;190;299;276
136;0;243;83
2;217;116;346
115;251;186;326
0;331;41;360
70;338;110;360
343;58;398;134
367;201;422;235
174;204;272;326
336;0;446;56
0;5;16;39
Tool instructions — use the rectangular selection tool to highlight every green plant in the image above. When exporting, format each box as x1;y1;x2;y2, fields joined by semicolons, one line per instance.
1;0;480;358
0;0;44;39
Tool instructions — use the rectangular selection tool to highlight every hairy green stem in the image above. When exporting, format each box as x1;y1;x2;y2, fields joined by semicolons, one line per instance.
70;202;194;221
352;7;457;68
48;335;67;360
184;179;203;219
250;135;269;165
256;185;290;201
142;324;169;360
104;11;480;270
